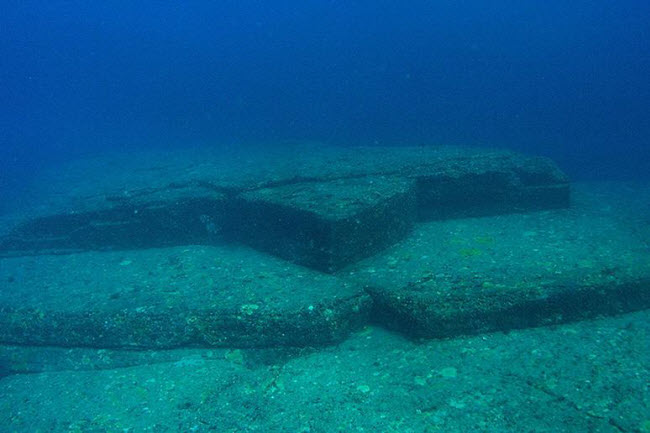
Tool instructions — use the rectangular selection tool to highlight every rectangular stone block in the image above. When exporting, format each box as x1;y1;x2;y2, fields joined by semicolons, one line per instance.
414;154;570;219
234;176;416;272
346;182;649;338
0;245;370;349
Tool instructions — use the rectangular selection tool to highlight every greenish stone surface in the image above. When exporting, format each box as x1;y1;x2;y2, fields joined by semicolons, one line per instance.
344;183;650;337
0;145;569;271
1;311;649;432
0;245;370;348
236;176;416;272
0;185;229;256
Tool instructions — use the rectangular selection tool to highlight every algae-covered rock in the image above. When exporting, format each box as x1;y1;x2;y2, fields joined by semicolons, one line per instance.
0;146;569;272
346;184;650;338
234;176;416;272
0;245;370;348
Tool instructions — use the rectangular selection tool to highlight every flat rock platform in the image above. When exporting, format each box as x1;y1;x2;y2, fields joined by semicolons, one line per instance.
0;245;369;348
345;182;650;337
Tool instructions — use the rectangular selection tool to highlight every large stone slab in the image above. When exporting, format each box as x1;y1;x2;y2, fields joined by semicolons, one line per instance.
343;183;650;338
0;146;569;266
0;185;229;256
234;176;416;272
0;245;370;348
5;145;566;203
413;153;570;219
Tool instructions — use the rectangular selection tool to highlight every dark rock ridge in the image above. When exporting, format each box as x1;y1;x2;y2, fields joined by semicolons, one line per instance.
0;145;569;272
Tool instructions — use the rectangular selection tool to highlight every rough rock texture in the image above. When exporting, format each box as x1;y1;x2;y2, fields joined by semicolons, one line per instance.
0;145;569;272
0;185;229;256
234;176;416;272
1;311;649;432
414;153;570;218
0;344;305;374
0;245;370;348
344;184;650;338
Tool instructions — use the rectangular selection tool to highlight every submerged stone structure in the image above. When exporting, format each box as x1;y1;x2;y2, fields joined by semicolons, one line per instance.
0;245;369;348
234;176;416;272
2;145;646;352
0;145;569;270
347;198;650;338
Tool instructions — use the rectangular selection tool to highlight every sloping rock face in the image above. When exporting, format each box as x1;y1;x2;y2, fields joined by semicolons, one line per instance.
0;186;229;255
0;145;569;271
414;153;569;218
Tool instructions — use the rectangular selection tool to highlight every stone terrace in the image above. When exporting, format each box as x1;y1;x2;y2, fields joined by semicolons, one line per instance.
2;145;647;351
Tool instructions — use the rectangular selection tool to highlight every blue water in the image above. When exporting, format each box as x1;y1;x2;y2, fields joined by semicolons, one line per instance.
1;0;649;196
2;4;650;430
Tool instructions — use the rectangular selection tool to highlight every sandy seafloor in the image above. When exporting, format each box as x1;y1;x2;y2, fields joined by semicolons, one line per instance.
0;180;648;433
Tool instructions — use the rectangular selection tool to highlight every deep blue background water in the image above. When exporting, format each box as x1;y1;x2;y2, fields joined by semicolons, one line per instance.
1;0;649;199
